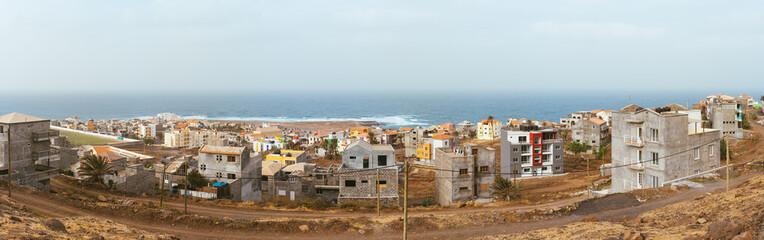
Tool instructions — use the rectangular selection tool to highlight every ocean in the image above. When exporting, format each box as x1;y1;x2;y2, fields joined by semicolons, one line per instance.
0;90;741;128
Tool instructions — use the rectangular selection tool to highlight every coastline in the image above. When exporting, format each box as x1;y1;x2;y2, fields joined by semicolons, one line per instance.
207;119;381;132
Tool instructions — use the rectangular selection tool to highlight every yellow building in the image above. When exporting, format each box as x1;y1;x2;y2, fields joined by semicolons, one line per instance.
265;150;307;166
477;119;502;140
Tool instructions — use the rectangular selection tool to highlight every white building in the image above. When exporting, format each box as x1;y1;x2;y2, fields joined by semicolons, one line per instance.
476;119;502;140
139;124;157;139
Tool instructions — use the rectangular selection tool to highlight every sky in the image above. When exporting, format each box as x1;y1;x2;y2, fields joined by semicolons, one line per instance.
1;0;763;93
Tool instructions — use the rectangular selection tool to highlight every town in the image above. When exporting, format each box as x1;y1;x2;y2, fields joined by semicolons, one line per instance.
2;93;763;239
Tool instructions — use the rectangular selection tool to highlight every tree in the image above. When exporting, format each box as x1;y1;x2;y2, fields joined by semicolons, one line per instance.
78;155;115;185
368;131;379;144
325;139;339;160
741;113;752;130
565;141;590;154
186;170;209;190
491;176;522;201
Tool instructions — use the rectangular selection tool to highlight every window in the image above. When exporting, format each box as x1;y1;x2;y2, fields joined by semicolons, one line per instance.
533;156;541;163
709;145;714;156
518;136;527;143
361;180;368;184
534;137;541;143
459;187;469;192
513;158;518;162
637;173;643;186
0;126;3;133
649;128;659;142
480;166;489;172
521;145;530;153
693;148;700;159
302;186;308;193
523;168;530;173
555;145;561;150
650;175;660;188
261;176;268;181
542;155;550;162
345;180;356;187
316;189;323;195
542;167;548;171
555;155;561;159
215;172;222;178
651;152;659;166
227;156;236;162
349;156;356;160
216;155;222;162
472;149;478;155
513;148;518;152
554;166;561;171
200;164;206;171
363;158;369;168
378;155;387;166
459;169;468;175
227;173;236;179
289;177;297;182
379;180;387;188
521;156;530;163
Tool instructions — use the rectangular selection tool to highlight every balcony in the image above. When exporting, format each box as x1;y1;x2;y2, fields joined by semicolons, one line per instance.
623;136;644;147
32;130;59;141
542;139;563;144
625;157;644;170
32;149;60;162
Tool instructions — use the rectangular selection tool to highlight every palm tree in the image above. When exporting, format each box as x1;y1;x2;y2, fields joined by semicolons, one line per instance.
491;176;521;201
486;115;495;140
78;155;115;185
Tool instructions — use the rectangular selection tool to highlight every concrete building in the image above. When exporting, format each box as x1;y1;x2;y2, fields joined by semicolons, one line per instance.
402;127;426;157
198;145;262;201
706;96;743;139
139;124;157;139
571;117;609;148
500;125;564;178
560;111;597;129
0;113;60;189
253;138;287;153
611;105;721;193
73;145;157;193
434;144;496;205
338;141;398;207
415;134;459;166
265;149;308;166
476;119;502;140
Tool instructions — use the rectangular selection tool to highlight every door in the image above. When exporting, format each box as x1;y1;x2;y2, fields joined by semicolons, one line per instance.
290;191;295;201
363;158;369;168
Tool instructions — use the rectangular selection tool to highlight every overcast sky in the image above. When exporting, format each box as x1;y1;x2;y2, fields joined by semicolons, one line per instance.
1;0;762;93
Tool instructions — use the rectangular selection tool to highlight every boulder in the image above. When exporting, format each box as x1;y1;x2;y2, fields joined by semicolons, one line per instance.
623;231;645;240
732;231;753;240
97;195;107;202
299;225;309;232
697;218;707;224
10;216;21;222
708;221;745;239
44;219;68;233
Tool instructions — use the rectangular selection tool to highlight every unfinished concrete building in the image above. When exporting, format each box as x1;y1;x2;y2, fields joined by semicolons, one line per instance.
571;117;609;148
434;143;496;205
706;96;743;139
198;145;262;201
0;113;60;189
338;141;398;207
500;125;564;177
611;105;721;193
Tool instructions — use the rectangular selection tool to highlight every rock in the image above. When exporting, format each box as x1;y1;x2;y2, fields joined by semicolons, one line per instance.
732;231;753;240
466;201;475;207
97;195;107;202
543;209;554;215
88;235;105;240
708;221;745;240
603;237;619;240
670;185;678;191
623;231;645;240
580;217;599;222
299;225;309;232
697;218;707;224
456;201;466;208
358;229;366;234
223;217;234;222
10;216;21;222
44;219;68;233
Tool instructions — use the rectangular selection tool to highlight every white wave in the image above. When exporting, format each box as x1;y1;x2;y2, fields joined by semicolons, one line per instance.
176;115;429;126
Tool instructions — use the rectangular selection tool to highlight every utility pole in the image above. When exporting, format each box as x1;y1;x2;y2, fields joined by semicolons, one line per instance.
586;156;591;199
160;164;166;208
6;124;11;198
376;169;380;217
403;160;408;240
726;133;730;192
184;159;189;214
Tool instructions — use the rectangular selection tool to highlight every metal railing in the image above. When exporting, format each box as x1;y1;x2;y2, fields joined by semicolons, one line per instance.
623;136;644;147
623;179;642;191
625;157;644;170
31;149;60;161
32;130;59;141
543;139;563;144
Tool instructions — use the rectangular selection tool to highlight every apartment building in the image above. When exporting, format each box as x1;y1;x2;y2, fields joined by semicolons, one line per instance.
560;111;597;129
0;113;61;189
338;141;398;207
139;124;157;139
571;117;609;148
198;145;262;201
611;105;721;193
476;119;502;140
415;134;459;166
706;95;743;139
434;143;496;205
500;125;564;177
402;127;426;157
164;129;228;148
265;149;308;166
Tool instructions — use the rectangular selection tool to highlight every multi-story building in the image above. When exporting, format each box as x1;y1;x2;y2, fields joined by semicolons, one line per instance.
415;134;458;166
476;119;502;140
611;105;721;193
500;125;564;177
571;117;609;148
198;145;261;201
338;141;398;207
265;149;307;166
164;129;227;148
559;111;597;129
253;138;287;153
434;143;496;205
0;113;61;188
402;127;426;157
706;95;743;139
139;124;157;139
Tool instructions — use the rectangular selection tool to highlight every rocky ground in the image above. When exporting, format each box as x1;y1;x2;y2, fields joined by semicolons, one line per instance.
473;172;764;240
0;193;176;239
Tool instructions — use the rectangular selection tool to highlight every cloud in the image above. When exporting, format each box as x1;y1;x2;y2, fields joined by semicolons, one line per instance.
337;8;431;27
530;21;665;40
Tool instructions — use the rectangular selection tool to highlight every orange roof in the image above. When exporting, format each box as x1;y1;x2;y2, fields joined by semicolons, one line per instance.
480;119;501;124
432;134;455;140
399;127;414;131
604;110;612;113
175;123;188;129
239;131;249;136
511;121;522;125
383;131;398;135
590;109;603;114
588;117;607;125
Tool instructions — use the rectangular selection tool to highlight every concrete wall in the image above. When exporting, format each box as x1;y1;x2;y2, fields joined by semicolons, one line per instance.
434;145;496;206
342;144;395;169
338;168;398;207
